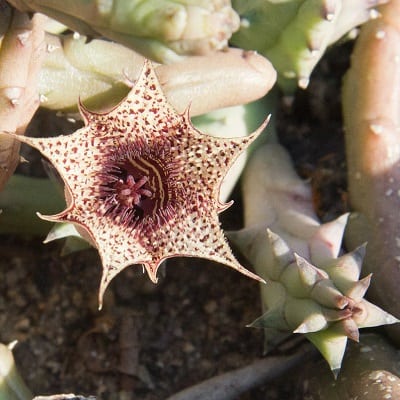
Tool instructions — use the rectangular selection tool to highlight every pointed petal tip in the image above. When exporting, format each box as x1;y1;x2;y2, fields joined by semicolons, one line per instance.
356;241;368;254
145;263;160;284
246;312;276;329
263;114;272;127
239;266;266;284
259;277;267;285
258;113;271;132
266;228;290;253
294;313;329;334
245;268;266;284
36;211;60;223
98;279;109;311
228;256;266;284
247;114;271;142
247;311;284;330
218;199;233;213
150;275;159;284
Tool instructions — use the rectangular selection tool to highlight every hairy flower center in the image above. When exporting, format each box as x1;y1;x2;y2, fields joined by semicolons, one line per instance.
99;148;179;230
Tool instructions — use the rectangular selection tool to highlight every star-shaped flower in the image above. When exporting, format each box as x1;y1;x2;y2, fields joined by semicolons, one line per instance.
9;60;268;306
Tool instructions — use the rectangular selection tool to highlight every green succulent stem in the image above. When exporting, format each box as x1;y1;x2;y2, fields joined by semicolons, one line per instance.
7;0;240;63
0;175;64;236
231;0;388;93
0;343;32;400
232;137;398;373
31;34;276;116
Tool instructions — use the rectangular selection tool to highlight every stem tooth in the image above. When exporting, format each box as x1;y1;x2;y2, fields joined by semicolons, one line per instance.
2;87;23;106
321;0;338;21
17;29;31;45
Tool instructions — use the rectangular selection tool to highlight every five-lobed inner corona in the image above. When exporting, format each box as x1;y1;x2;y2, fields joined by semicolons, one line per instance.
114;174;153;209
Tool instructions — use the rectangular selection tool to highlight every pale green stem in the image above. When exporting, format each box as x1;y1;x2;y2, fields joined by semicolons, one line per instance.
0;175;64;236
0;343;32;400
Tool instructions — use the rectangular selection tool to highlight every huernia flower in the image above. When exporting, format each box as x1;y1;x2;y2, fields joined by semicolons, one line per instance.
6;60;268;307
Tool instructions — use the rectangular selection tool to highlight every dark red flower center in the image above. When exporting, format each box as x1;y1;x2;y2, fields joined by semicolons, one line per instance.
98;144;181;230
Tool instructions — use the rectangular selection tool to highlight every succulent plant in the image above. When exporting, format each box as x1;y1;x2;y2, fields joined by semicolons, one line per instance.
231;0;388;92
232;143;398;374
249;229;398;375
7;0;240;63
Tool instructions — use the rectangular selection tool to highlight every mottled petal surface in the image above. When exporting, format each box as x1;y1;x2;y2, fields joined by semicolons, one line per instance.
8;59;267;306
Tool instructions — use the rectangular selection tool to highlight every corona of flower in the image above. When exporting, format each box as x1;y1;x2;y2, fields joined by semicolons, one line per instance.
8;60;268;306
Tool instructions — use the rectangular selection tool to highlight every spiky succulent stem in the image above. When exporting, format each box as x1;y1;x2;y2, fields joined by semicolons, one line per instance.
232;142;398;373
